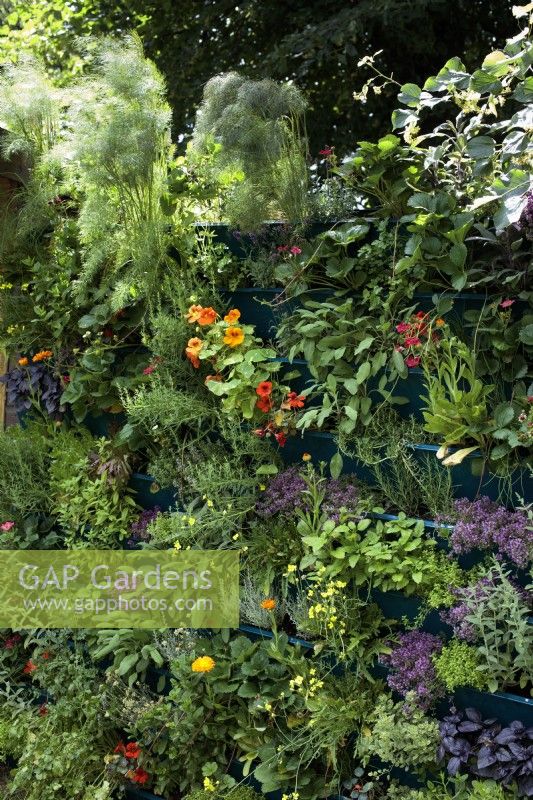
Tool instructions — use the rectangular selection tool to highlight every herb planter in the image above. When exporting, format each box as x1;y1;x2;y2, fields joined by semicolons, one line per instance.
239;623;314;650
82;409;127;438
453;686;533;727
409;444;533;504
277;430;376;483
128;472;178;511
370;589;448;636
124;787;164;800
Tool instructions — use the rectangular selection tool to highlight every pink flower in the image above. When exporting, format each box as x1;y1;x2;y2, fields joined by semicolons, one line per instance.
319;147;334;156
0;522;15;532
405;355;421;368
290;246;302;256
276;245;289;252
143;365;156;375
404;336;421;347
500;299;515;309
395;322;410;334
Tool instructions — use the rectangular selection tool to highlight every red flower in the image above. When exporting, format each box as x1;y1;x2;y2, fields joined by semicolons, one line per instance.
125;742;142;760
414;311;427;320
132;768;149;786
290;246;302;256
274;431;287;447
404;336;421;347
256;396;273;413
319;147;334;156
23;660;37;674
62;374;71;384
395;322;410;334
500;299;515;309
114;742;126;755
285;391;305;409
39;704;48;717
256;381;273;398
405;355;421;368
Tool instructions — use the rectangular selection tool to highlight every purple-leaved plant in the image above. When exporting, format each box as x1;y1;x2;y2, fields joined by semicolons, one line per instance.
0;364;63;419
127;507;161;548
380;630;444;711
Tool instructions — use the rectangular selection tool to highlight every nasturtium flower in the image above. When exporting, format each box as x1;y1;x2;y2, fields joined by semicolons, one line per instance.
223;326;244;347
224;308;241;324
435;318;446;327
186;304;204;323
131;767;149;785
285;391;305;409
256;396;273;413
261;598;276;610
256;381;273;398
191;655;216;673
185;337;203;368
198;306;217;326
124;742;141;760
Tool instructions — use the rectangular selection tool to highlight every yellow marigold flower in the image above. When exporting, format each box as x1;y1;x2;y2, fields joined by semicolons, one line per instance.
191;655;216;673
18;357;29;366
32;350;52;363
261;598;276;611
224;308;241;324
223;326;244;347
302;452;312;462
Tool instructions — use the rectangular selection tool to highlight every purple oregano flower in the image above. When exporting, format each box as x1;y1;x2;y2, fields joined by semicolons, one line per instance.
380;630;444;711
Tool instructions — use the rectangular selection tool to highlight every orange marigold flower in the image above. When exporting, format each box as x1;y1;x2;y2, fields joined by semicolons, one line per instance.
224;308;241;324
435;318;446;328
256;381;273;398
198;307;217;326
302;453;312;462
261;598;276;611
186;304;204;323
223;326;244;347
32;350;52;363
18;357;29;366
256;396;273;413
191;655;216;673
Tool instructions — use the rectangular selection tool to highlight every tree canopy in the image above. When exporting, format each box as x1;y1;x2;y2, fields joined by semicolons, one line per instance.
0;0;521;154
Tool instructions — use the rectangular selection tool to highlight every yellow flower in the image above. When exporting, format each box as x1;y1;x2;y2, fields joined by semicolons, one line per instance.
191;655;216;673
223;326;244;347
188;516;196;526
206;499;214;508
173;540;181;551
302;453;312;462
203;777;218;793
261;598;276;611
224;308;241;324
18;357;29;366
286;564;297;573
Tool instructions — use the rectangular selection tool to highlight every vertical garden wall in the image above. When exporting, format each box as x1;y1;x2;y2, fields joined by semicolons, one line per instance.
0;7;531;800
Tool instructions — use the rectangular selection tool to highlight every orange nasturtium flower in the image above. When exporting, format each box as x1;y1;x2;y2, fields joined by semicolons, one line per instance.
18;357;29;366
223;326;245;348
185;337;203;368
224;308;241;324
198;306;217;326
186;304;204;323
32;350;53;363
256;381;273;398
256;396;273;413
191;655;216;673
261;598;276;611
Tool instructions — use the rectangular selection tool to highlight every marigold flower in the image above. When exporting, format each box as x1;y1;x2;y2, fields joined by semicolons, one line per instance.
261;598;276;610
435;318;446;327
18;357;28;366
32;350;52;363
256;396;273;413
302;453;312;462
186;304;204;323
285;391;305;409
405;355;421;368
256;381;273;398
191;655;216;673
198;306;217;326
223;326;245;347
224;308;241;324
